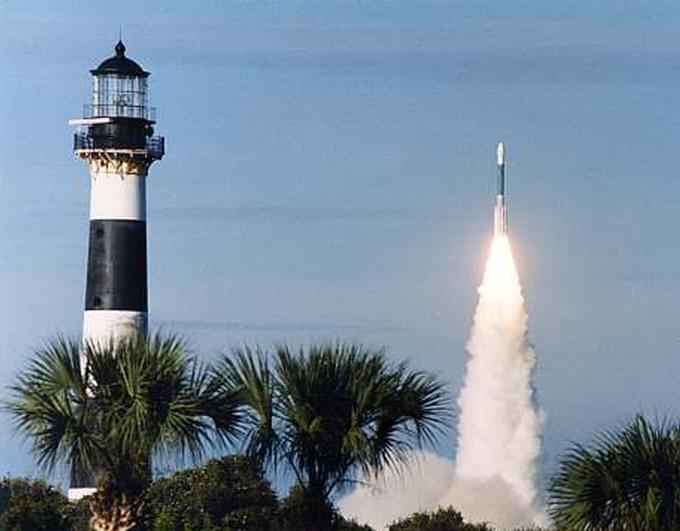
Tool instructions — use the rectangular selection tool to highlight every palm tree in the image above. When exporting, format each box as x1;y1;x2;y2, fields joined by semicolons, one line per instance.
6;333;242;531
548;415;680;530
218;343;450;531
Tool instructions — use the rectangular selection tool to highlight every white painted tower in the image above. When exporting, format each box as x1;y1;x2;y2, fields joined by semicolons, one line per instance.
68;40;164;499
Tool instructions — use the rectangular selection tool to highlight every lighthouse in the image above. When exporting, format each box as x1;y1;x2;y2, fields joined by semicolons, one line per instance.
68;40;164;499
71;40;163;345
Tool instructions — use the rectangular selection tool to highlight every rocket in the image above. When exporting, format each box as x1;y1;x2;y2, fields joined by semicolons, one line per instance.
493;142;508;236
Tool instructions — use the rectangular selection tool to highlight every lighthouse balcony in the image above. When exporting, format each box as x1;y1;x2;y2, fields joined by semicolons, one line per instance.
74;132;165;160
146;136;165;159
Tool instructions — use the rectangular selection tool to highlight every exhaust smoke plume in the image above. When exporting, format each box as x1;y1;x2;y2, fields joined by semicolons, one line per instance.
444;234;546;526
339;235;547;529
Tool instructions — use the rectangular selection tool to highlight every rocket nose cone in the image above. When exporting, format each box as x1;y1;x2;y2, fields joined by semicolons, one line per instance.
497;142;505;165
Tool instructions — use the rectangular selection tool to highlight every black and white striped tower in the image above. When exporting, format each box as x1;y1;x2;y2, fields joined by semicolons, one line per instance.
68;41;164;499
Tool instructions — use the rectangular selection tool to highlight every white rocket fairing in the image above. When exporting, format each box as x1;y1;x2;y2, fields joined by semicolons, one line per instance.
494;142;507;236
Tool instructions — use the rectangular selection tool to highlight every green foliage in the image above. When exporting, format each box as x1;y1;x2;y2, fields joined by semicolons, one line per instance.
549;415;680;530
5;333;242;527
280;484;357;531
217;343;450;531
148;455;279;531
61;496;92;531
336;519;375;531
279;484;333;531
280;485;373;531
0;477;70;531
388;506;492;531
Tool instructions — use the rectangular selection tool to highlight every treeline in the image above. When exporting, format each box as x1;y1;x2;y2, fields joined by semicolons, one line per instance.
3;333;680;530
0;460;528;530
0;456;372;531
5;335;447;531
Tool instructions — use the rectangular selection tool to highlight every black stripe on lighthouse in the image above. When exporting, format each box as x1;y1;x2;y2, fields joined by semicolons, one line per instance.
85;220;148;312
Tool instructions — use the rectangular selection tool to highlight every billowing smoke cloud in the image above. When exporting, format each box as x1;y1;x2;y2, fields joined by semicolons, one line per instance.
338;451;455;530
339;236;547;529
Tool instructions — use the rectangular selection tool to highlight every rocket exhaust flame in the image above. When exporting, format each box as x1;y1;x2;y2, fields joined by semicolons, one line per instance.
494;198;507;236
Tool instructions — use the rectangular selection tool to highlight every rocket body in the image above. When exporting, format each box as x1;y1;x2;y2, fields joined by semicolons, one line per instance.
494;142;507;236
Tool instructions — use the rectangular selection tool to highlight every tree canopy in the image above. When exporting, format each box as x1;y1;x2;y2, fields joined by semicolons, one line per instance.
0;477;71;531
149;455;279;531
6;334;242;531
549;415;680;530
388;507;492;531
218;343;450;531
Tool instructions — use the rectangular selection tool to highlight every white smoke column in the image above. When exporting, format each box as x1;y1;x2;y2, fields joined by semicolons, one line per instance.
448;233;546;523
339;234;547;530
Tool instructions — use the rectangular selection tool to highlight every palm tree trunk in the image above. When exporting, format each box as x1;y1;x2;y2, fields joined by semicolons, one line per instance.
89;492;146;531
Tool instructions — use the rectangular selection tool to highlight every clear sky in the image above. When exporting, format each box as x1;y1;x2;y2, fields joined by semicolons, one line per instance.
1;0;679;490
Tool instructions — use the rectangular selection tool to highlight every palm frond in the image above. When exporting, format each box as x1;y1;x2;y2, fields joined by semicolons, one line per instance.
223;341;451;501
215;347;276;466
4;337;94;474
5;331;243;501
549;415;680;530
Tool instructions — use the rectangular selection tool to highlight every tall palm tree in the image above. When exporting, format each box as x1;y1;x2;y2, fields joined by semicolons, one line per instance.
6;333;242;531
549;415;680;530
218;343;450;531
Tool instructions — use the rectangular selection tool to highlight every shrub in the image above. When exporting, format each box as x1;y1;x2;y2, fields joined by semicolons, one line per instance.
62;496;92;531
549;416;680;530
388;506;492;531
280;485;373;531
148;455;279;531
0;477;70;531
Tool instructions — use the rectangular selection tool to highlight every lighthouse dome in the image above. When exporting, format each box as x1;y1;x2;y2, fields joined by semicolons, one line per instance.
91;41;149;77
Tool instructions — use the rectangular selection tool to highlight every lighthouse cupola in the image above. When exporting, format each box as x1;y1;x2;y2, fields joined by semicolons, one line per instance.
91;40;149;119
73;40;164;162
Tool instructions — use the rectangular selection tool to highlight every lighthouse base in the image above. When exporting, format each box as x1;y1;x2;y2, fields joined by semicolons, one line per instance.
68;487;97;502
71;310;148;499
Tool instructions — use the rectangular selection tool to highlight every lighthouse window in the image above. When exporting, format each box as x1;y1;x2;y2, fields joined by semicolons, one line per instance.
92;296;102;308
92;74;148;119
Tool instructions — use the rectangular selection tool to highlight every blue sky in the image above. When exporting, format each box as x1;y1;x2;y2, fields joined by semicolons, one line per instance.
1;0;679;490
